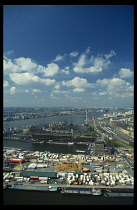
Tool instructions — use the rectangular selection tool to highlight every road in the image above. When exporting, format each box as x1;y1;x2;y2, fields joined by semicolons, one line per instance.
7;181;134;190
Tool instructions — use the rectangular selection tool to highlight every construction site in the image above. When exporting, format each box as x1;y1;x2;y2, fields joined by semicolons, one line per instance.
54;161;82;172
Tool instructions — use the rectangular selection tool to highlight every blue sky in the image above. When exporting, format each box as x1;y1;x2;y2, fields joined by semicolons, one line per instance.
3;5;134;107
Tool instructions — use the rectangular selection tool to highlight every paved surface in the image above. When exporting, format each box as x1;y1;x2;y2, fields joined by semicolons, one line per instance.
8;181;134;189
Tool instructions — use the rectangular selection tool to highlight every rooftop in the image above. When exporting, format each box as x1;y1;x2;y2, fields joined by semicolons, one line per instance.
21;171;57;178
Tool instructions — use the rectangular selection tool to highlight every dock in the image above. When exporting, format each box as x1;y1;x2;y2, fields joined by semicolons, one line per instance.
3;147;134;198
5;182;134;197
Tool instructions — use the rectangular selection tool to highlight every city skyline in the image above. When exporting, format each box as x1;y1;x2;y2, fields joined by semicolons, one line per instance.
4;5;134;108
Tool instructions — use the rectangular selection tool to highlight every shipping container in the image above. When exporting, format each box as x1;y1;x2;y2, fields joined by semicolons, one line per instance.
29;176;39;180
36;164;47;168
39;177;48;181
16;179;23;182
40;180;47;184
14;176;23;179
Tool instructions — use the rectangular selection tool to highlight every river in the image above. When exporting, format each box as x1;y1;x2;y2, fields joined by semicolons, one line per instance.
3;111;104;128
3;108;129;130
3;189;134;205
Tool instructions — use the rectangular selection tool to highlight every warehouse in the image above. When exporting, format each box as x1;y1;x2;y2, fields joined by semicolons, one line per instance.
21;171;57;178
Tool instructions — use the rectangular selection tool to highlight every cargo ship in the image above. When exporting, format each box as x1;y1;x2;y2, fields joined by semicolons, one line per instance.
61;187;102;195
32;141;44;144
7;185;59;192
46;141;74;145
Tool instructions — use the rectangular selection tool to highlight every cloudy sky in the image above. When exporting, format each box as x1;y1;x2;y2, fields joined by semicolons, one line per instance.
3;5;134;108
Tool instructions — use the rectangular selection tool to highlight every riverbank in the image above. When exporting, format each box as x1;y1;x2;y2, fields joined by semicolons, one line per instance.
4;182;134;198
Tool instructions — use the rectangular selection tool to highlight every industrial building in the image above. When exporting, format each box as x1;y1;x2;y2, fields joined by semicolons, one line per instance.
29;123;96;144
21;171;57;178
93;140;113;156
93;140;104;156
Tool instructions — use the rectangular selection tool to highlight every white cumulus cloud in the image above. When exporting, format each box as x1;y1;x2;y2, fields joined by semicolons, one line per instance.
61;69;70;74
50;93;58;99
32;89;42;93
53;90;70;94
24;90;29;93
73;88;86;92
9;86;16;95
119;68;134;78
4;80;9;87
98;91;107;95
4;56;38;74
97;77;134;97
4;57;20;74
69;51;79;57
104;50;116;59
5;50;14;56
53;54;64;62
9;72;55;86
73;50;116;74
14;57;37;72
54;83;61;89
62;77;94;88
4;56;60;78
42;63;59;77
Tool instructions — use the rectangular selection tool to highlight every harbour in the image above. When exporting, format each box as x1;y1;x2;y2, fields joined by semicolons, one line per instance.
3;143;134;205
3;111;134;205
3;145;134;202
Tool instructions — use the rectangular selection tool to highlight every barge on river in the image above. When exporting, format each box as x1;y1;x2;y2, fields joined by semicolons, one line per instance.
8;185;59;192
61;187;102;195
